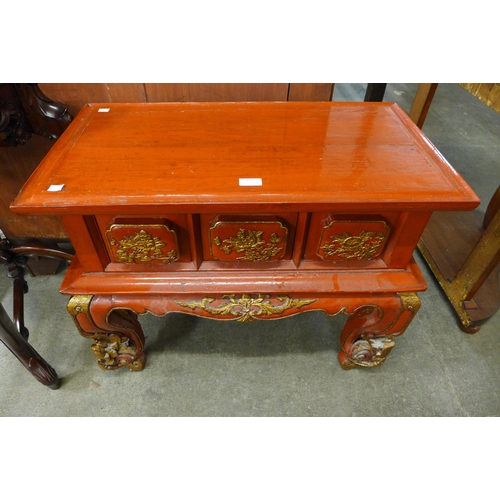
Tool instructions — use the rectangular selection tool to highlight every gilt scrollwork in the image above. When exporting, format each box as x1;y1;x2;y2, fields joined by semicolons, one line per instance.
175;294;316;322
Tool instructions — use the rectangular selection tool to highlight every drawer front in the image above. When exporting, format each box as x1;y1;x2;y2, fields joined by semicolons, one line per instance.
304;213;397;268
200;213;297;264
316;217;389;261
96;215;193;269
106;221;179;264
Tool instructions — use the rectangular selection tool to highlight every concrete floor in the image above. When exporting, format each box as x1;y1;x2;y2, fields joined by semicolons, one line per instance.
1;83;500;417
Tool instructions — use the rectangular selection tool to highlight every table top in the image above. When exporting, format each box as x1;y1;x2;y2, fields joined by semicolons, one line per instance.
11;101;479;215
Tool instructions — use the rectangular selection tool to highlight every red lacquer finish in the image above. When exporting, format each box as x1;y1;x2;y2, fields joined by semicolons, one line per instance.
10;102;480;373
12;102;478;214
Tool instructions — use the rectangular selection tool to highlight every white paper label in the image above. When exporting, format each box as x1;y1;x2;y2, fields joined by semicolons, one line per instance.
47;184;65;192
98;108;110;113
239;178;262;186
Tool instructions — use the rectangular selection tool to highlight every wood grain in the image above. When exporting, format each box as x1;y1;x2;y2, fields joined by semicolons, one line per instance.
5;84;333;238
11;102;480;215
460;83;500;113
288;84;334;101
144;83;290;102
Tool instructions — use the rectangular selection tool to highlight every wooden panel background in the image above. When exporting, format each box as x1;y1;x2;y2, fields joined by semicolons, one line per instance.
1;83;333;239
459;83;500;114
0;135;66;238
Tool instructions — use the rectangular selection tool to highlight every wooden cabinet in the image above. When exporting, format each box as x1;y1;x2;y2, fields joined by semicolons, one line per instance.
11;101;479;374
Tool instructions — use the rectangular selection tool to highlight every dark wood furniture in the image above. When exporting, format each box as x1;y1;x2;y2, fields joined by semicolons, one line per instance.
0;84;73;388
419;186;500;332
0;83;72;240
0;301;59;389
11;102;479;374
0;236;73;389
0;83;72;147
364;83;387;102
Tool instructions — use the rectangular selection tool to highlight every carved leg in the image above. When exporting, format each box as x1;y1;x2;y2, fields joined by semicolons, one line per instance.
0;302;60;389
11;264;29;340
338;293;421;370
67;295;146;371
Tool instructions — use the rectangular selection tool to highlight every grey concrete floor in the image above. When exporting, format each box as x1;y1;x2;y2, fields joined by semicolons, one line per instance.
1;83;500;417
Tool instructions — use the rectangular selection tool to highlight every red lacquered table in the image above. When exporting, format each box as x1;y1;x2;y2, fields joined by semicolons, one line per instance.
11;102;479;372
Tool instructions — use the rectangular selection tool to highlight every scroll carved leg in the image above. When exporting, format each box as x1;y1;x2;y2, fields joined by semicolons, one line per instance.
338;293;421;370
67;295;146;371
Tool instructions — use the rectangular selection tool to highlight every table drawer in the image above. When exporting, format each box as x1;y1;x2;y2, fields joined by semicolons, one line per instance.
95;214;193;270
200;213;298;266
303;213;398;268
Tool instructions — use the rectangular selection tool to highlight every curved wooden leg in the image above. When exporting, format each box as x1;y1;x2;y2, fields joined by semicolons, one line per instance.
0;246;29;339
0;302;60;389
67;295;146;371
12;266;29;340
338;293;421;370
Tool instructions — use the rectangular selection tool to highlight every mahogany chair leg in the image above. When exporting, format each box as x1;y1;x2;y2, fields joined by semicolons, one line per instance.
0;235;73;388
8;257;30;340
0;302;60;389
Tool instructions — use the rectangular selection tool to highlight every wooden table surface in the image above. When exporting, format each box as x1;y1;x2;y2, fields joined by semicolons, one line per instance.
11;102;479;215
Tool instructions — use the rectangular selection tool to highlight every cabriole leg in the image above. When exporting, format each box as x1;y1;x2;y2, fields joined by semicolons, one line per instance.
67;295;146;371
338;293;421;370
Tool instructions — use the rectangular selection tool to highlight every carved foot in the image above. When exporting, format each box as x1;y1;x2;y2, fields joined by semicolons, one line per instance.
0;302;60;389
28;356;61;389
338;293;421;369
459;322;482;334
68;295;146;372
91;333;146;371
339;335;396;370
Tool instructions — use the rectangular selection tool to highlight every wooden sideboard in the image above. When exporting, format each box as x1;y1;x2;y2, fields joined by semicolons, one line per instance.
11;102;479;372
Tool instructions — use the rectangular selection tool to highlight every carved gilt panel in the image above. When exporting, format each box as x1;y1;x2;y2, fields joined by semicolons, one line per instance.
105;222;179;264
209;220;288;262
317;218;390;261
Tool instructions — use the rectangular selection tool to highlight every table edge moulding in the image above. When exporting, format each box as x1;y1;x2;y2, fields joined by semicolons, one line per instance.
10;101;480;374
